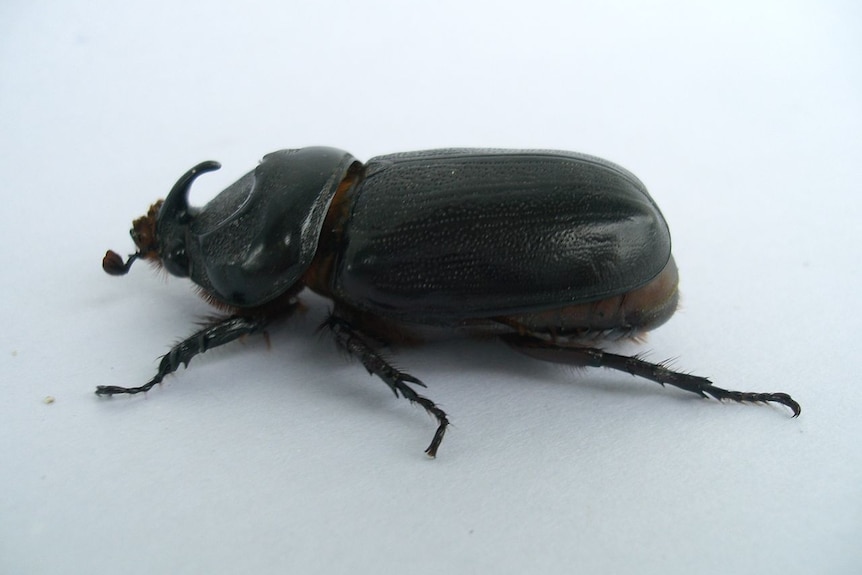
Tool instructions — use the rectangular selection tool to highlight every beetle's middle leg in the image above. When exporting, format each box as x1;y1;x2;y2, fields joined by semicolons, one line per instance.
325;315;449;457
95;314;270;396
501;333;801;416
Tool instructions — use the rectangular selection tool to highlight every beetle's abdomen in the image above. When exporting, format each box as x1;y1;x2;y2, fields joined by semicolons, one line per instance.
335;149;672;324
503;255;680;341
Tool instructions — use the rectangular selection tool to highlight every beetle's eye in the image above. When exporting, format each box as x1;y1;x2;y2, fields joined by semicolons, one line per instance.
162;247;190;277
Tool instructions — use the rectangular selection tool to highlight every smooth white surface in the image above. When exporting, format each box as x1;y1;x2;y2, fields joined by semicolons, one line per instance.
2;1;860;573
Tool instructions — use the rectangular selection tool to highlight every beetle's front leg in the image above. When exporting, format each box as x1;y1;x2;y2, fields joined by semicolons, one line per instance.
501;334;801;416
325;315;449;457
95;315;269;396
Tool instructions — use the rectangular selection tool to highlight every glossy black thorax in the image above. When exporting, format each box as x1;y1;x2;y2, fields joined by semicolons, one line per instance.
181;147;357;306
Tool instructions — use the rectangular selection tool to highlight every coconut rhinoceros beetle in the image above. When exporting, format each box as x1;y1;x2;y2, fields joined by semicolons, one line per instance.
98;147;800;456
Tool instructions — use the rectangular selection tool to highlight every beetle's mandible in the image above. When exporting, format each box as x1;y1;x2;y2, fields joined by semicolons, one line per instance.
98;147;800;456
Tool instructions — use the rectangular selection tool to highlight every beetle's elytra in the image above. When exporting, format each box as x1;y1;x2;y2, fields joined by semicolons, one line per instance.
99;147;800;456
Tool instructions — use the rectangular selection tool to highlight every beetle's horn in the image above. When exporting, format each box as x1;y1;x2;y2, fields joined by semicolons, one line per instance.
159;160;221;224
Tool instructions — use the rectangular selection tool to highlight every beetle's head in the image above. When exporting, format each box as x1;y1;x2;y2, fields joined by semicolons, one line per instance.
103;161;221;278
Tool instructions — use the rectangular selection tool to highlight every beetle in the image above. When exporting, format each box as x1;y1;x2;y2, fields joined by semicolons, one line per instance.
98;147;800;456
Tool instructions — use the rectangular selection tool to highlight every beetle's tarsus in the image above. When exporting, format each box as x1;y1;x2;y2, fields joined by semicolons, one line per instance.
702;388;802;417
424;424;447;458
95;315;269;397
501;333;801;417
95;380;161;396
327;315;449;457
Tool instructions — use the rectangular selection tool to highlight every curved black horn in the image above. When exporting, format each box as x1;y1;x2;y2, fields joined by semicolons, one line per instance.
159;160;221;224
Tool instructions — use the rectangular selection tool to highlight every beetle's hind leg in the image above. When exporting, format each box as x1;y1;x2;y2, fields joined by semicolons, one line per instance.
325;315;449;457
95;314;270;396
501;333;801;417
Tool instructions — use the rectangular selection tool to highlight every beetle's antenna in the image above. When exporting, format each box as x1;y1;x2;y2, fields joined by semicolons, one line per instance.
103;250;140;276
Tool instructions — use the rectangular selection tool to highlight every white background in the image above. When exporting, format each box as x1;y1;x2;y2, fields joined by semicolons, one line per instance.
2;1;860;573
